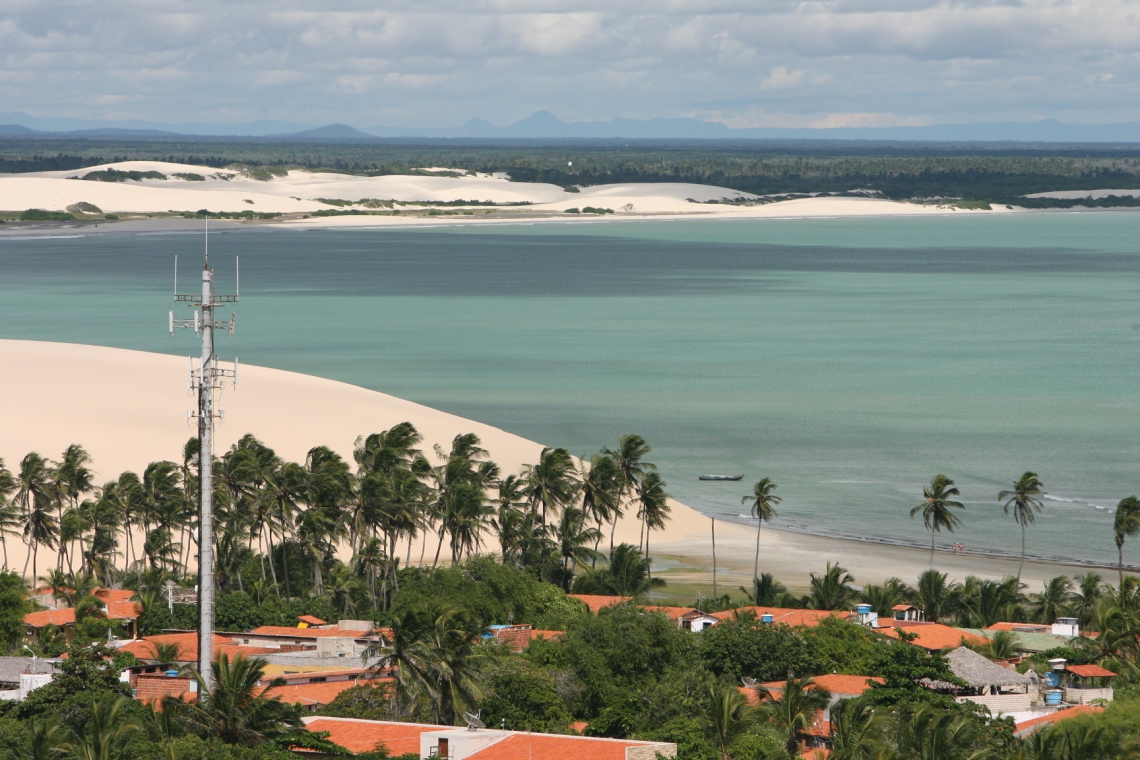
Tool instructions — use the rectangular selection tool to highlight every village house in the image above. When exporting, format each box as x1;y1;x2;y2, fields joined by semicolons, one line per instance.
296;716;677;760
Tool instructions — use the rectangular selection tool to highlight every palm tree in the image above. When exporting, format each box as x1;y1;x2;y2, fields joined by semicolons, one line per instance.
490;475;528;565
578;454;622;561
572;543;664;596
913;569;960;623
634;471;670;578
522;447;579;527
860;577;909;617
68;696;142;760
176;652;301;744
1070;572;1104;626
959;576;1025;629
1030;575;1072;623
326;562;364;615
756;676;832;759
741;572;787;606
910;474;964;568
52;445;93;573
551;506;602;589
604;435;655;552
20;716;70;760
151;640;184;664
16;453;58;583
898;703;984;760
999;472;1045;583
828;699;888;760
1114;496;1140;589
742;478;780;584
977;630;1020;661
808;563;856;610
704;683;757;760
0;458;20;570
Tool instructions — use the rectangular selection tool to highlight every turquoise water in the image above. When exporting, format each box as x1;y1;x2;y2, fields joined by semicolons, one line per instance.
2;212;1140;567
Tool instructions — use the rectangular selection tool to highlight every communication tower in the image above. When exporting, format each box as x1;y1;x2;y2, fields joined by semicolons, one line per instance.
168;218;239;690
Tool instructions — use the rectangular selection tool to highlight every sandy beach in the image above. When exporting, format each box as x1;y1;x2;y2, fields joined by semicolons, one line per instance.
0;161;1009;229
0;340;1096;594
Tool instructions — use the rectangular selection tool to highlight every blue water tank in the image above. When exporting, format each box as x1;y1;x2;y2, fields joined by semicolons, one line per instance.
165;670;179;678
1044;671;1061;688
760;614;775;623
855;604;872;615
1044;690;1063;705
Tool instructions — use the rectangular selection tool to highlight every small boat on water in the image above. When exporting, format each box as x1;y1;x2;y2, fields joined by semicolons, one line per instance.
698;474;744;481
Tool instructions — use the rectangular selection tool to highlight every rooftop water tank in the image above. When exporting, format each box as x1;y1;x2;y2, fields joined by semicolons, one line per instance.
760;614;775;623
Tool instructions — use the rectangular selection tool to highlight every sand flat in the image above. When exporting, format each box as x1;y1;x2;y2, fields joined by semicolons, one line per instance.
0;161;992;223
0;340;1084;590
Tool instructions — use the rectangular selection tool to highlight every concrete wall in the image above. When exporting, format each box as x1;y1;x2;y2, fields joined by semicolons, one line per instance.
957;693;1034;715
627;744;677;759
1064;687;1113;705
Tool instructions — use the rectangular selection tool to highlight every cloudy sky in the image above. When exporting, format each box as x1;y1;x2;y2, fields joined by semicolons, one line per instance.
2;0;1137;128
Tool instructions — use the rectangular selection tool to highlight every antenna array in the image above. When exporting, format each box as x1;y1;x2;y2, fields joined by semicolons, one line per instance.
167;219;239;691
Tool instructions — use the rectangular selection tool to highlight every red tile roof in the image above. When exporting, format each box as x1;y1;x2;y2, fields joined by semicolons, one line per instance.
1066;664;1116;678
263;678;391;708
876;623;988;651
761;674;884;696
297;615;327;626
710;606;841;628
117;633;273;662
301;718;441;755
891;604;919;611
23;608;77;628
1014;705;1104;736
249;625;366;638
640;605;698;621
986;622;1049;632
569;595;632;614
96;589;138;604
465;733;649;760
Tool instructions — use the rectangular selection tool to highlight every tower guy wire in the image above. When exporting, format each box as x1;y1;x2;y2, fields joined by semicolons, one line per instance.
168;218;239;691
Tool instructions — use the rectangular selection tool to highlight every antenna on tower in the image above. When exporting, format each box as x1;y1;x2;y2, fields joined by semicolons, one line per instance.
167;218;239;692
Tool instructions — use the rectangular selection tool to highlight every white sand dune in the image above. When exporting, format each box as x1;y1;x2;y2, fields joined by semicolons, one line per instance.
0;160;994;222
0;340;1083;591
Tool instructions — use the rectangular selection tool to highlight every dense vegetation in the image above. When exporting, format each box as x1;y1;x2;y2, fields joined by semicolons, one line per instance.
3;137;1140;203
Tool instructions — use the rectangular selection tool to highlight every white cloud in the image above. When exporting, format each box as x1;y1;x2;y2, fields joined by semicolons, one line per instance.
0;1;1139;126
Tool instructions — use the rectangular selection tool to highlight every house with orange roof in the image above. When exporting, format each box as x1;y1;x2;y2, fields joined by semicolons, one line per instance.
639;606;721;632
117;632;280;664
875;622;988;652
258;669;391;711
222;619;386;657
484;624;565;652
23;592;143;641
569;594;632;614
709;606;841;628
296;716;677;759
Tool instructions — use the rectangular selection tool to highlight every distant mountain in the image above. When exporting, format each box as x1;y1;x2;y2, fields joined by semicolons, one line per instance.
283;123;376;140
3;110;1140;143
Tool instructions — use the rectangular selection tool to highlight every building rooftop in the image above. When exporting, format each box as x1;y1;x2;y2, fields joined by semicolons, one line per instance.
1014;705;1104;738
1066;664;1116;678
710;606;841;628
299;717;449;755
568;595;632;614
876;623;988;651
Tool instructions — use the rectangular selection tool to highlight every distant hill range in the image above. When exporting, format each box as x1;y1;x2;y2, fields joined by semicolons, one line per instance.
3;110;1140;143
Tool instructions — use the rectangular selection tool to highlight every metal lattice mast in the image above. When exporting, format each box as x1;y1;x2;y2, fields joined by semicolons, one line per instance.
169;219;238;690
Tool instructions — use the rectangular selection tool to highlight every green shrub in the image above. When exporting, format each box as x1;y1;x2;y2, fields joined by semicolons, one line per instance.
20;209;75;221
581;207;613;214
564;208;580;214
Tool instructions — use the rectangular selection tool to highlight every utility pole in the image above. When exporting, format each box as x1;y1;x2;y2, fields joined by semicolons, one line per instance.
169;219;238;691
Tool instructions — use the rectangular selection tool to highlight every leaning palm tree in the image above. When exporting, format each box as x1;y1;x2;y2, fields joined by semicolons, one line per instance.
910;474;964;568
68;696;141;760
999;471;1045;583
604;435;655;551
635;471;670;566
0;459;19;571
522;447;579;527
742;478;780;584
176;652;301;744
704;683;757;760
16;453;58;583
551;505;602;590
1114;496;1140;589
756;676;832;759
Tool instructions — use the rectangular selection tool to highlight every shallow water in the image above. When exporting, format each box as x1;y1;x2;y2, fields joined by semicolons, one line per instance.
2;212;1139;569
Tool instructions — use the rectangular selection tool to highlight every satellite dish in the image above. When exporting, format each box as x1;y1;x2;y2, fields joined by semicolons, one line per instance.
742;677;758;688
464;712;485;731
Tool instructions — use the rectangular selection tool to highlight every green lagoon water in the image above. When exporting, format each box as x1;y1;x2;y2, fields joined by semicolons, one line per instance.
2;212;1140;568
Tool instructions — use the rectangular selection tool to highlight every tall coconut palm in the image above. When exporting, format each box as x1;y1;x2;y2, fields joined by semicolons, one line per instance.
741;572;788;606
176;652;301;744
16;453;57;583
52;445;93;573
522;447;578;527
999;471;1045;583
1113;496;1140;589
913;569;960;623
704;683;757;760
756;676;832;759
742;478;781;584
571;543;664;596
578;454;622;561
910;474;964;568
634;471;670;586
1030;575;1073;624
0;458;19;570
604;435;655;552
490;475;528;564
551;505;602;589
